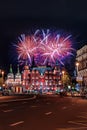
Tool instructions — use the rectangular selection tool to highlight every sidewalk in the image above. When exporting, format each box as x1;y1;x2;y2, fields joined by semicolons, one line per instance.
0;94;36;103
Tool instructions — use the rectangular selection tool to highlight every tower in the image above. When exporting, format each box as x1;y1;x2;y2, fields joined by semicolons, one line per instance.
22;62;31;89
6;64;14;86
15;65;21;85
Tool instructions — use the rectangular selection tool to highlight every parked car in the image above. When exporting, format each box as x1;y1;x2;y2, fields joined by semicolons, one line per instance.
66;91;72;96
71;91;81;97
2;90;9;96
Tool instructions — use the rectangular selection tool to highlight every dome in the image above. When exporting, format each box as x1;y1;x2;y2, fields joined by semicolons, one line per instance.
7;73;14;79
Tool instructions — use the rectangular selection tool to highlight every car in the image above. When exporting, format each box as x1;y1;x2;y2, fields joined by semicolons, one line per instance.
66;92;72;96
46;91;53;95
71;91;81;97
2;90;9;96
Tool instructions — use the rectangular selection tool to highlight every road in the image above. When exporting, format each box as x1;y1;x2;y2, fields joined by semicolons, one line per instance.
0;95;87;130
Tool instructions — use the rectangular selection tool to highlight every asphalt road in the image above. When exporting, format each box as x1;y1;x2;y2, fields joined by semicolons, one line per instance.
0;95;87;130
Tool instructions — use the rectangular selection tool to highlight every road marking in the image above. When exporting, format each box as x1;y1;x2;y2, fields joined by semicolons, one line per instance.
45;111;52;115
10;121;24;126
68;121;87;126
22;101;27;104
62;106;67;109
3;109;14;112
0;104;8;107
30;106;38;108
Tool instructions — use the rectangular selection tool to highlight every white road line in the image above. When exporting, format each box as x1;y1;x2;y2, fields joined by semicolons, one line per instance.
22;101;27;104
3;109;14;112
45;111;52;115
0;104;8;107
62;106;67;109
10;121;24;126
68;121;87;126
30;106;38;107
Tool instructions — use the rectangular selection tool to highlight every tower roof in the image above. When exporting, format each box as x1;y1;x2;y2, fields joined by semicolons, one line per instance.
9;64;13;73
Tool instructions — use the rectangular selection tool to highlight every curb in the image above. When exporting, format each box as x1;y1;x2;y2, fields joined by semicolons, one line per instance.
0;95;36;103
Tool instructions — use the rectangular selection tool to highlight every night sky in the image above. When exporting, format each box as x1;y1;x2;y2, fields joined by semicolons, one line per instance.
0;0;87;73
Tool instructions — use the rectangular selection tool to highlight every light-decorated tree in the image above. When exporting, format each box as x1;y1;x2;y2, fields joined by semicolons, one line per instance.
62;70;71;90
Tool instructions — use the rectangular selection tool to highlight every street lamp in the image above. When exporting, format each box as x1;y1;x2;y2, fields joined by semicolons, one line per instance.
76;62;79;76
2;71;4;85
2;71;4;77
62;71;65;88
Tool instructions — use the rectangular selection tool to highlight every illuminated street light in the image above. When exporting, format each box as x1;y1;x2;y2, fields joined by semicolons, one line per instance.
2;71;5;85
76;62;79;76
62;71;65;87
2;71;4;77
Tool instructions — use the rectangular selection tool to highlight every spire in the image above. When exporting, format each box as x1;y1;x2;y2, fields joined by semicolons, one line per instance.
9;64;13;73
17;64;20;73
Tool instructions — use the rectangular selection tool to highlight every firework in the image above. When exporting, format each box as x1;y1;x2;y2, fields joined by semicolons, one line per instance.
33;30;75;65
14;30;75;66
14;34;39;64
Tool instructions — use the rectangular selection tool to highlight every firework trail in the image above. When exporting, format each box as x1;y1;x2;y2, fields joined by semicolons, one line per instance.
14;34;39;64
14;30;75;66
33;30;75;65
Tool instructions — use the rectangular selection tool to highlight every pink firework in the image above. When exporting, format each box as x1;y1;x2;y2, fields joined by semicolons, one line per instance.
14;34;39;64
37;31;75;65
14;30;75;66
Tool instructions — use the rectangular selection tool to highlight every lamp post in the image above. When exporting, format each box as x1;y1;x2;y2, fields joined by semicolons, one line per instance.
2;71;4;77
0;70;4;87
62;71;65;88
76;62;79;76
2;71;4;86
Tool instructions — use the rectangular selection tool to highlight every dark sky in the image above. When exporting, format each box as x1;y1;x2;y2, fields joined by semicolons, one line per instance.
0;0;87;72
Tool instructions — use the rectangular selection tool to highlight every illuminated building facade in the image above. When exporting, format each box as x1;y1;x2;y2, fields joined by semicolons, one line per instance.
22;64;62;92
6;64;14;86
22;63;31;89
6;63;63;93
6;65;22;93
76;45;87;86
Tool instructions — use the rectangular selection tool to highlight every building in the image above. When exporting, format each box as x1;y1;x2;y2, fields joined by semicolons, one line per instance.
6;64;22;93
76;45;87;86
5;63;63;93
6;64;14;86
23;64;62;93
22;63;31;90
